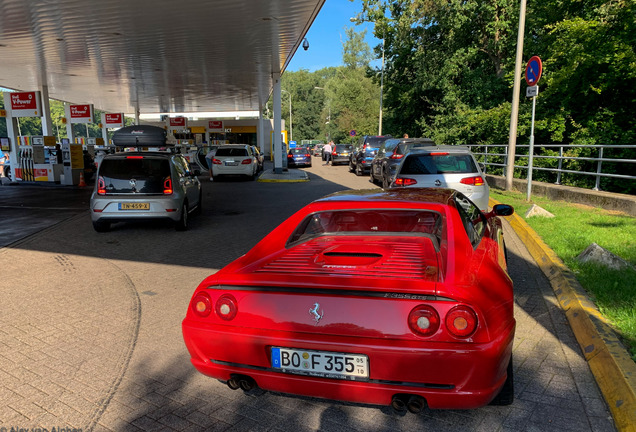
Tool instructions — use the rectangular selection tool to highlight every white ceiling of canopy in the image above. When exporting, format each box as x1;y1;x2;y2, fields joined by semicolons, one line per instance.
0;0;325;115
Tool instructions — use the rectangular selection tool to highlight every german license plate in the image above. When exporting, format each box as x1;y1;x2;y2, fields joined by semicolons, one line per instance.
225;161;238;166
119;202;150;210
271;347;369;380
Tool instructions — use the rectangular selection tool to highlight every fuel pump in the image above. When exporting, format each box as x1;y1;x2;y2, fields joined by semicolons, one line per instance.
60;141;85;185
19;144;34;181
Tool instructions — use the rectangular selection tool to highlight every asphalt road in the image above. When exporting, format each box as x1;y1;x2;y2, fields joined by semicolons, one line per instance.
0;160;616;431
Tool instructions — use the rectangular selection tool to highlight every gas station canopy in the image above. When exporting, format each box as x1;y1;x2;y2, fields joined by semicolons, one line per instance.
0;0;325;116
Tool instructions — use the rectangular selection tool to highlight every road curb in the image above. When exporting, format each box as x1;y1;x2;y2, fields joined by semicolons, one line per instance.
492;198;636;432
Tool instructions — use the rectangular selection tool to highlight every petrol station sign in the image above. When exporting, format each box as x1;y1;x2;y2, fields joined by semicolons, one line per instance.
9;91;42;117
102;112;124;128
69;104;94;123
208;120;223;131
169;117;187;127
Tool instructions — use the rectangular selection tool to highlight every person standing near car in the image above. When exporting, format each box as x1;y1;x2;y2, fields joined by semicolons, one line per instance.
323;141;333;166
205;146;216;181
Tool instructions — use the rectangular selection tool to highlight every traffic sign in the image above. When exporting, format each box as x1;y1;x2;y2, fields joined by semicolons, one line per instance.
526;85;539;98
525;56;542;86
350;130;356;137
289;141;297;148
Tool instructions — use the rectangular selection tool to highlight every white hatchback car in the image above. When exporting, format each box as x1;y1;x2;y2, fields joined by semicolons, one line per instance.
391;146;490;210
211;144;259;180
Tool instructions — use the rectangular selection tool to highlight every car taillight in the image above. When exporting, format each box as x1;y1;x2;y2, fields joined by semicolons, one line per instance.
460;176;485;186
408;305;440;337
192;292;212;318
215;294;238;320
393;178;417;187
241;158;252;164
126;156;144;159
305;154;311;157
389;153;404;159
97;176;106;195
429;152;449;156
287;154;293;158
445;306;478;338
212;158;222;164
163;177;173;195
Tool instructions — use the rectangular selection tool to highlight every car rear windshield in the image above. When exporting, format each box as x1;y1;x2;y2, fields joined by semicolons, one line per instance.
290;148;309;155
99;157;171;193
288;209;441;248
400;154;478;175
335;144;352;151
364;147;379;155
215;147;248;157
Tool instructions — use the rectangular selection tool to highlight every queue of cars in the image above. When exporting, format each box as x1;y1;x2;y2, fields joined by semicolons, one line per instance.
94;126;514;412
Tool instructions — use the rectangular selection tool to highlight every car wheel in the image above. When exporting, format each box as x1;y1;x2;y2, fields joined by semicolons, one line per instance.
92;220;110;232
175;202;189;231
355;163;363;176
490;355;514;406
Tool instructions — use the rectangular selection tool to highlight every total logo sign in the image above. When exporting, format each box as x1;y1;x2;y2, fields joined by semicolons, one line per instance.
8;91;42;117
69;104;94;124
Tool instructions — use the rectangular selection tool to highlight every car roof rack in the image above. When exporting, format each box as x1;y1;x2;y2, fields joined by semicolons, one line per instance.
112;125;177;149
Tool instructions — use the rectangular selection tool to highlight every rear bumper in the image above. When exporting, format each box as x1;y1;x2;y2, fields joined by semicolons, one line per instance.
90;197;183;222
182;320;515;409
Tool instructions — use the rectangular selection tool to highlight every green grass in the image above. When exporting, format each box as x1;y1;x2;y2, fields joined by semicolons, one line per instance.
491;189;636;361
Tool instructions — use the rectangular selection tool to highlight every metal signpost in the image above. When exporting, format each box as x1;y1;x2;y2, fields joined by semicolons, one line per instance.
525;56;542;201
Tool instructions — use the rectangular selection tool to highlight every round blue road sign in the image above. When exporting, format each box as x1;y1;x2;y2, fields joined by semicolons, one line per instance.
350;130;356;137
525;56;542;86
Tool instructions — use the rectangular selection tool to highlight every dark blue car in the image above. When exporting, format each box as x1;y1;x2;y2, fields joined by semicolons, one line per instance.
349;146;379;176
287;148;312;168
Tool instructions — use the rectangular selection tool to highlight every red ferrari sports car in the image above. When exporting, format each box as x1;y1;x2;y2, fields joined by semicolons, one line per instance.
183;188;515;412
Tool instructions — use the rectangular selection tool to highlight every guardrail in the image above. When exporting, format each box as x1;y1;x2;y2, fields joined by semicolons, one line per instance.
466;144;636;192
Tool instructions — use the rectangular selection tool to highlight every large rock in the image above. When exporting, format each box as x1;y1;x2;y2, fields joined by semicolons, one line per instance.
577;243;634;271
525;204;555;218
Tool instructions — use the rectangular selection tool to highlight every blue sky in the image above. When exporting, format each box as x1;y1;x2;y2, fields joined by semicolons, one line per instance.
286;0;381;72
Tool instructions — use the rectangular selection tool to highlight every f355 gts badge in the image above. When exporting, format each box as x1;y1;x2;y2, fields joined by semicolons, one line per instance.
309;303;323;324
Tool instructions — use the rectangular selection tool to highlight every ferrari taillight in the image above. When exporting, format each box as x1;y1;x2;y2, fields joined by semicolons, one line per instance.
408;305;440;337
215;294;238;321
393;178;417;187
163;177;173;195
460;176;485;186
445;306;478;338
192;292;212;318
97;176;106;195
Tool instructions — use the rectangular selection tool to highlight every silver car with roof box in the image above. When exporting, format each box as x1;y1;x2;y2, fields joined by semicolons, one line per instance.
390;145;490;210
90;125;202;232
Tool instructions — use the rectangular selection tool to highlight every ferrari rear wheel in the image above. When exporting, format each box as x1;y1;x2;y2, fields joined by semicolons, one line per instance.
490;355;514;406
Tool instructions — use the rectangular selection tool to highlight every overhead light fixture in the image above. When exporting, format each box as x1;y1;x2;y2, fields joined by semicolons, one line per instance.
302;38;309;51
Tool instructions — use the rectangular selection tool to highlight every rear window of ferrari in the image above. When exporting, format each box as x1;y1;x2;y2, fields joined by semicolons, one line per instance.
288;209;442;248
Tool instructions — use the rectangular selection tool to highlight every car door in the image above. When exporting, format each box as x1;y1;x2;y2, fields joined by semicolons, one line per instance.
173;156;199;207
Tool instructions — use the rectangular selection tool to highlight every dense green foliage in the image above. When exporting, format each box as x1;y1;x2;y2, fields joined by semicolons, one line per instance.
356;0;635;192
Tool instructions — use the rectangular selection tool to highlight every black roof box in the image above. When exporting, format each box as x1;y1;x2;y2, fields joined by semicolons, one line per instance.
112;125;176;147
